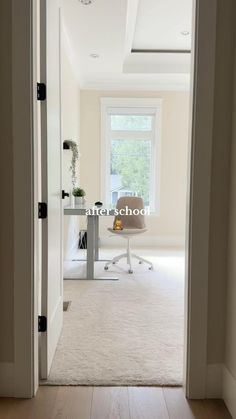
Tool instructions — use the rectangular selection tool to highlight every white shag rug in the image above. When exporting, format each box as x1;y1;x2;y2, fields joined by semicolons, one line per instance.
43;249;184;386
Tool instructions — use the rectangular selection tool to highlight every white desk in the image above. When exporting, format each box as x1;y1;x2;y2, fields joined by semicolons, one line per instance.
64;204;118;280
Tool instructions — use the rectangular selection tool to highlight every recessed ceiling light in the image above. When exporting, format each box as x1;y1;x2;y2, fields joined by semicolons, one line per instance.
181;30;190;36
90;53;99;58
79;0;94;5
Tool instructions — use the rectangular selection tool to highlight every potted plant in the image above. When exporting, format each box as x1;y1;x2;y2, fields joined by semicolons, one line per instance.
72;187;86;205
63;140;79;188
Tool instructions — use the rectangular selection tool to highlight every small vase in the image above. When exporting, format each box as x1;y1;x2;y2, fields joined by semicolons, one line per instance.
75;196;85;205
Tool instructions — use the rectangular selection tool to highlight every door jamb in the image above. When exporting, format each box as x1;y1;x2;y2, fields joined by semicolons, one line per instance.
184;0;217;398
11;0;218;398
12;0;36;398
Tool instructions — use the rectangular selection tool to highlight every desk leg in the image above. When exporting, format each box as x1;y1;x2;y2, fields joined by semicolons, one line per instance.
66;214;118;281
94;215;99;261
87;215;95;279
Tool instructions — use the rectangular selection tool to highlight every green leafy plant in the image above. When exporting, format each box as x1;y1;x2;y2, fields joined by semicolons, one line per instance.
72;187;86;197
64;140;79;188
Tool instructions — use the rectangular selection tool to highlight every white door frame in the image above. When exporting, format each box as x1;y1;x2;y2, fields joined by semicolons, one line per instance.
39;0;64;380
10;0;217;398
184;0;217;398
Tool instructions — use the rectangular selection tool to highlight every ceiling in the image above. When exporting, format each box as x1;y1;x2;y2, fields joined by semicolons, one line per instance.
62;0;193;90
133;0;192;50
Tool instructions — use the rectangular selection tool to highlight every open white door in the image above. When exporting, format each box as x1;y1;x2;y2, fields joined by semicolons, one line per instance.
40;0;63;379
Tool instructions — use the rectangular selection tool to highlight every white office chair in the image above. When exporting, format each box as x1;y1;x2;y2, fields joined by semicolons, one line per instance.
104;196;153;274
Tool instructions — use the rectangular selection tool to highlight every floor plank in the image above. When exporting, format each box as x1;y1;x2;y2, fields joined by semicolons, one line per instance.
163;388;232;419
163;387;207;419
128;387;169;419
51;386;93;419
91;387;130;419
0;399;16;419
0;386;58;419
201;399;232;419
0;387;93;419
0;387;233;419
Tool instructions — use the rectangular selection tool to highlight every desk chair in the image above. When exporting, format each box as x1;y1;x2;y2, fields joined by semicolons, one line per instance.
104;196;153;274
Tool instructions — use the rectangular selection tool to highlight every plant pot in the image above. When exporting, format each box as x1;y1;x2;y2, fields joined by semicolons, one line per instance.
74;196;85;205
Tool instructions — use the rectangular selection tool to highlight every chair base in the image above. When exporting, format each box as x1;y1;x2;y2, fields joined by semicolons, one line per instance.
104;251;153;274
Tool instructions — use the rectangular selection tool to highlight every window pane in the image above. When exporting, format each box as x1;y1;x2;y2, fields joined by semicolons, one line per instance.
110;115;152;131
110;139;151;207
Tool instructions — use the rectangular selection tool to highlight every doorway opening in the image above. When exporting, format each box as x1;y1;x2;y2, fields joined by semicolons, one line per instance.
38;0;193;388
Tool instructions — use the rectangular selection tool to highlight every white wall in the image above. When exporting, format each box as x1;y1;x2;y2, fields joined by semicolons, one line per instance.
80;90;189;247
61;29;80;260
223;2;236;416
207;0;235;371
0;0;14;364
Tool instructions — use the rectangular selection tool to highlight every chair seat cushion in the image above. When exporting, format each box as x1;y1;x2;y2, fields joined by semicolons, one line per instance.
107;227;147;235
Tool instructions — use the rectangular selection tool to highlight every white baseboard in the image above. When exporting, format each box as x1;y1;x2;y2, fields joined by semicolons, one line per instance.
0;362;14;397
223;365;236;418
100;235;185;248
206;363;222;398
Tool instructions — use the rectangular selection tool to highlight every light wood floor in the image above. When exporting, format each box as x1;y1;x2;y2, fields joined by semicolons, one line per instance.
0;387;232;419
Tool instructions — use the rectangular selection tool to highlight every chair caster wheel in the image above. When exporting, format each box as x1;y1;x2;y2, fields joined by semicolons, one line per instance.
128;269;133;274
112;262;116;264
104;266;109;271
139;261;143;264
148;266;153;270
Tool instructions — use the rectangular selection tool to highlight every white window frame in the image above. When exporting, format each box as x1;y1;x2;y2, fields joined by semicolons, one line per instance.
100;98;162;214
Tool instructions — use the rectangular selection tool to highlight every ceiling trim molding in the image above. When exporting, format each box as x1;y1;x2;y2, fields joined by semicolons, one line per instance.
124;0;140;58
132;48;191;54
80;81;190;92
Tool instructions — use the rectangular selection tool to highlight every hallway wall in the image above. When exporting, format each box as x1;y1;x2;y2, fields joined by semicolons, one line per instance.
223;2;236;416
207;0;235;368
0;0;14;364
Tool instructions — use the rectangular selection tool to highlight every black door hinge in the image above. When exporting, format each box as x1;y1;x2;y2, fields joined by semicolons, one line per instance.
37;83;46;101
38;316;47;332
38;202;47;219
62;190;69;199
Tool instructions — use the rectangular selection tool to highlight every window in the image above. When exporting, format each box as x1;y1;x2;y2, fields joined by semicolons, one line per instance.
101;98;162;214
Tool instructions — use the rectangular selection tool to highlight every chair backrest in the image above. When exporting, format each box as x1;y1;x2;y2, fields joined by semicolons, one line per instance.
115;196;146;229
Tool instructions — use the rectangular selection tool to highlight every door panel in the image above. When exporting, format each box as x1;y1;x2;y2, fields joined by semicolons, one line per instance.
40;0;63;379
